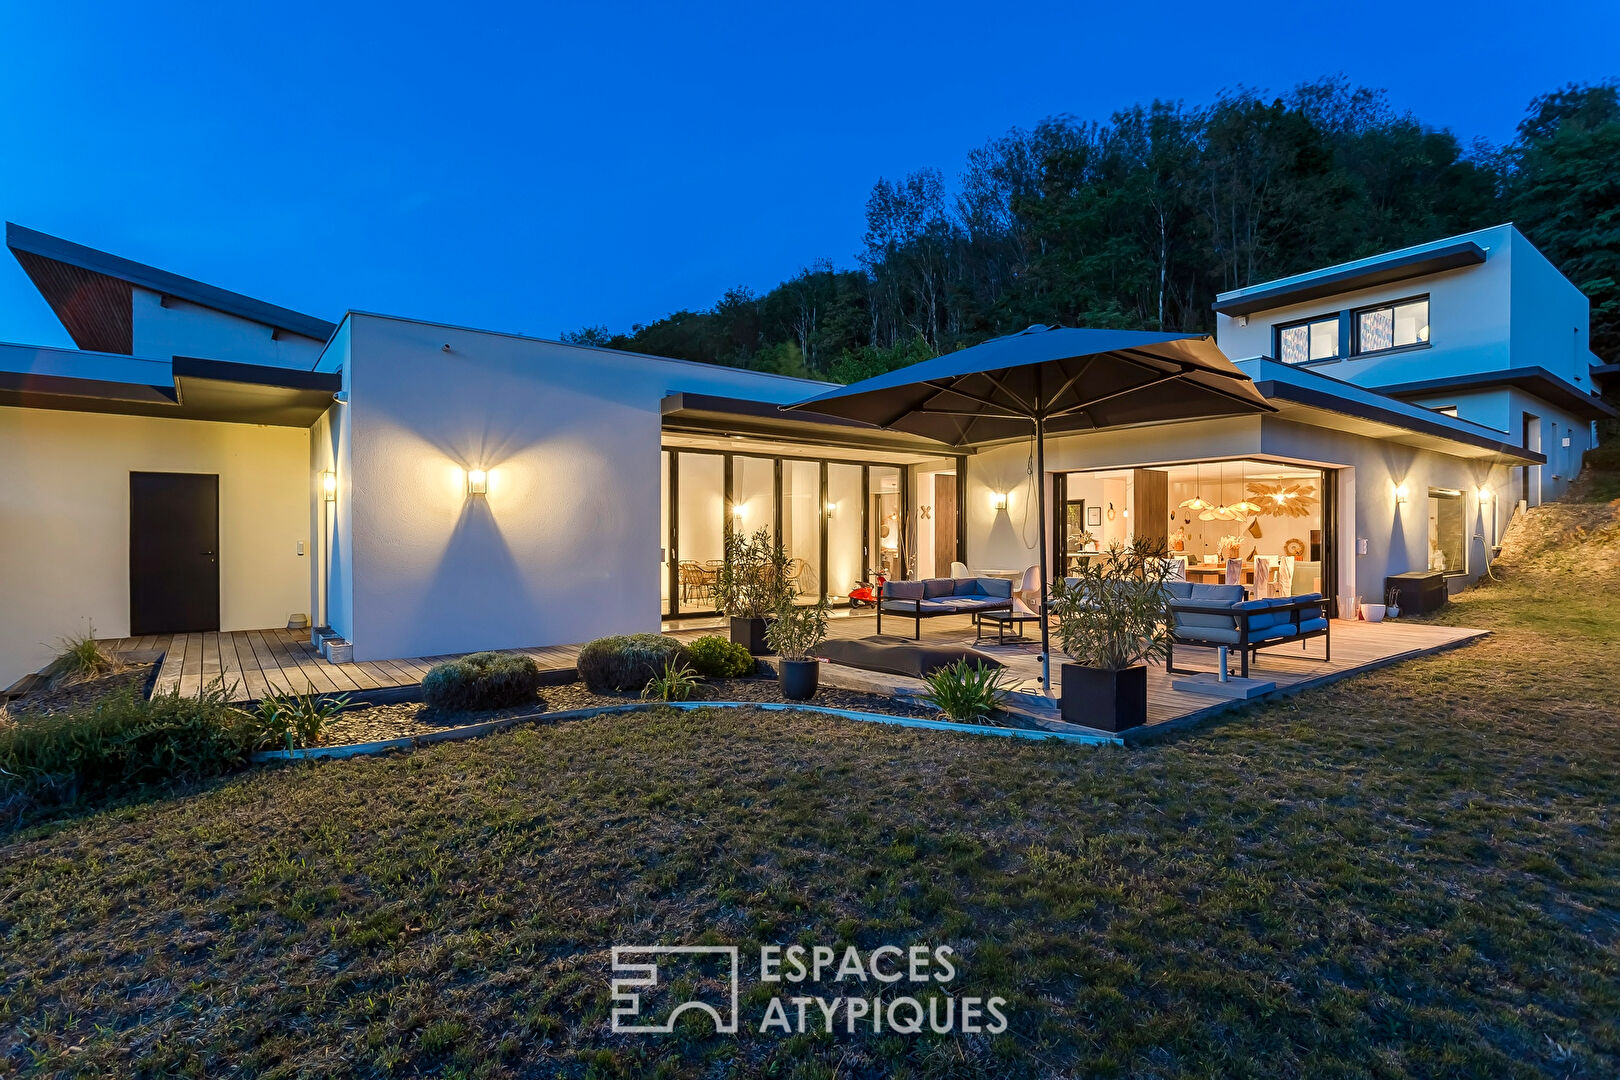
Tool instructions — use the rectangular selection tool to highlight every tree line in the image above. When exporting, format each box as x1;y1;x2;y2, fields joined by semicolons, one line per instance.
564;78;1620;383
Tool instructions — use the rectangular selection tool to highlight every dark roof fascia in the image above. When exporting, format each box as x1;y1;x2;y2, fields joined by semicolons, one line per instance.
1253;378;1544;462
1373;366;1618;421
6;222;335;343
0;369;177;408
1214;241;1487;317
171;355;341;393
661;392;965;456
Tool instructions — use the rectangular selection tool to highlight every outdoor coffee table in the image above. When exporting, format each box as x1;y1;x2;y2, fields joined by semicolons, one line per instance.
975;609;1039;644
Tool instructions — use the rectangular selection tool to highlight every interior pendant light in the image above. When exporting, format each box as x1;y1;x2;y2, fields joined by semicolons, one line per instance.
1178;464;1213;511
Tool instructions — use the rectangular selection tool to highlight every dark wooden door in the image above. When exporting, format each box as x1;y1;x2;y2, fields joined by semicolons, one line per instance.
934;473;958;574
130;472;220;635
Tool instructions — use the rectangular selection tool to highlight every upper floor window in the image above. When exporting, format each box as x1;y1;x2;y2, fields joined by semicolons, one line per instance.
1277;315;1339;365
1354;297;1429;355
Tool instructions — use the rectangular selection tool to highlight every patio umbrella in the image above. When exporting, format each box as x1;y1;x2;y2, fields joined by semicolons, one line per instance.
781;325;1274;693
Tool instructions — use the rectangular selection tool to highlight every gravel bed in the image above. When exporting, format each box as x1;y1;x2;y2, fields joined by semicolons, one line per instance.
318;675;961;746
5;664;159;718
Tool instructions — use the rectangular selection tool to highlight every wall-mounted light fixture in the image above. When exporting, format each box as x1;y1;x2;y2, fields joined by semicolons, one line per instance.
1394;483;1410;505
467;468;488;496
824;501;837;515
732;501;746;520
1476;486;1493;502
991;492;1008;511
321;471;336;501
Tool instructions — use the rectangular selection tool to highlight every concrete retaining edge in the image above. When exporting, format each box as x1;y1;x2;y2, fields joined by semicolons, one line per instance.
252;699;1121;762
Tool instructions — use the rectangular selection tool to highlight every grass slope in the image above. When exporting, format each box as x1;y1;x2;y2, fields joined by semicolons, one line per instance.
2;496;1617;1078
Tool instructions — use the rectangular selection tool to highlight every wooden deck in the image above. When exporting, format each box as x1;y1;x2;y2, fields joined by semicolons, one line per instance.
96;612;1487;735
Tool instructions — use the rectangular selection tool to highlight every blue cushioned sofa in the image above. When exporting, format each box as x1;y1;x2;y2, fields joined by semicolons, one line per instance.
1163;581;1331;679
877;577;1013;639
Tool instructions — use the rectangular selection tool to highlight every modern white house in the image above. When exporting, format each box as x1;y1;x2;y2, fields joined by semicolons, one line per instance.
0;220;1611;687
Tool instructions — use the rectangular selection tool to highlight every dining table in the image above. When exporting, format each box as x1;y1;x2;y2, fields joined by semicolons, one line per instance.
1184;561;1261;585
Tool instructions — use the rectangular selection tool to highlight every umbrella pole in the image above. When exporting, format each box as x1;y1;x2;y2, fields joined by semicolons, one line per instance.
1034;410;1052;695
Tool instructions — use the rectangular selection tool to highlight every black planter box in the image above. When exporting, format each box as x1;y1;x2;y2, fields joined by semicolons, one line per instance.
731;616;770;656
1385;570;1448;615
778;658;820;701
1060;663;1148;732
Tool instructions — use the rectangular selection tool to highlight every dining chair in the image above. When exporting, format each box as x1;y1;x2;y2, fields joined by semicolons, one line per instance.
950;560;971;578
1225;558;1243;587
1013;565;1043;617
1251;555;1273;600
1277;555;1296;596
1165;556;1187;581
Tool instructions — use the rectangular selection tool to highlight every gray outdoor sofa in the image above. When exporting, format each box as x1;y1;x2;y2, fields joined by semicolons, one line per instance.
1163;581;1331;679
876;576;1014;639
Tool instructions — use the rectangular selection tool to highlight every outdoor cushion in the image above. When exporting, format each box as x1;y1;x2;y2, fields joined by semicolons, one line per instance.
1295;617;1329;634
1176;626;1242;645
923;578;956;599
883;580;925;601
819;635;1005;680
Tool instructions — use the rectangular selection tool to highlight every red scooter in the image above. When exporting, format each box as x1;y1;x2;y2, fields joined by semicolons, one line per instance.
848;570;886;608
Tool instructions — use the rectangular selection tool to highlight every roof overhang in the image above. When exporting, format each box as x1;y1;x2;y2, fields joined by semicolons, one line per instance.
661;392;963;456
1373;366;1617;421
6;222;335;353
1214;240;1487;317
0;344;338;426
1250;367;1542;466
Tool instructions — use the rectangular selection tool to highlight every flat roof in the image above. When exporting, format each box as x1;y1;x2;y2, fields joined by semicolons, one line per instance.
0;342;337;426
1373;366;1617;422
1214;239;1488;317
6;222;336;352
1237;357;1543;463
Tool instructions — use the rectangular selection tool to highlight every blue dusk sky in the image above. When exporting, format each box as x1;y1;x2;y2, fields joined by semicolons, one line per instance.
1;1;1615;351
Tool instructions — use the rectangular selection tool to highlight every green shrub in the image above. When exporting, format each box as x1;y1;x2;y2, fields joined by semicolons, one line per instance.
255;688;349;751
922;660;1009;724
642;659;700;702
576;634;690;693
685;635;754;678
0;680;256;802
421;652;543;712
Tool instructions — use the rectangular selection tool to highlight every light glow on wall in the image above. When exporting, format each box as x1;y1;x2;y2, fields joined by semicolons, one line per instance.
1394;483;1410;505
467;468;488;496
321;471;336;500
990;492;1008;511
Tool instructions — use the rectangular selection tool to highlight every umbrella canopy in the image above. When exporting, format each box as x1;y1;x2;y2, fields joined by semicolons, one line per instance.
782;326;1272;445
781;325;1274;700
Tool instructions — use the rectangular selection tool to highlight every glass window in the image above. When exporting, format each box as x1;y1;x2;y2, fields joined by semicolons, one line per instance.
868;466;904;582
825;464;864;602
781;460;822;603
731;456;776;540
1277;315;1339;364
1356;298;1428;354
1428;488;1465;575
674;452;725;611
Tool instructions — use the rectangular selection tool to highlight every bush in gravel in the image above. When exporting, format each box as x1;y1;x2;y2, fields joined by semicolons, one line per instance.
0;680;257;804
576;634;691;693
684;635;755;678
421;652;543;712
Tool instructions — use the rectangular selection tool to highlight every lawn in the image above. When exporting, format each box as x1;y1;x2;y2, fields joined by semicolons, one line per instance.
2;496;1617;1078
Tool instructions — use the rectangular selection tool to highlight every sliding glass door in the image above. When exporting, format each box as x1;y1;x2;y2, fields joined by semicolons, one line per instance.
663;448;910;617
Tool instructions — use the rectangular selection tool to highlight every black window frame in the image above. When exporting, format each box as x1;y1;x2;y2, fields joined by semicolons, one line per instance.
1351;294;1430;357
1273;313;1342;365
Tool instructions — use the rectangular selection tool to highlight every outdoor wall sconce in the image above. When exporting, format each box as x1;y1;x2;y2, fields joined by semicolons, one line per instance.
467;468;488;496
824;501;837;515
732;502;746;520
1394;483;1410;506
991;492;1008;511
1476;486;1493;502
321;471;336;501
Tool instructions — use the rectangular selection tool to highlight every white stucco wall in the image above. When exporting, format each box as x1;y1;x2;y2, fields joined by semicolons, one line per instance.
131;287;326;370
1215;224;1517;387
0;407;311;685
330;313;831;661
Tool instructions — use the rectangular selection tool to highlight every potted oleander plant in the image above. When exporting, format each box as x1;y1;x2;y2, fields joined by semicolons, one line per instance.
765;596;829;700
1046;539;1174;732
712;527;796;654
